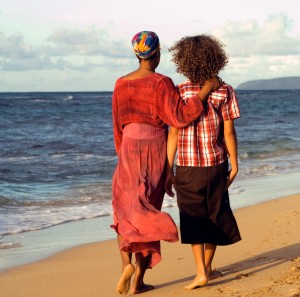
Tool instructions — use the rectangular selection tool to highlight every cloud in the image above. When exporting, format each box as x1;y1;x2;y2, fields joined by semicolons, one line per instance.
1;13;300;90
46;26;103;55
224;54;300;82
0;32;36;59
45;26;131;58
212;14;300;57
1;57;52;71
0;32;48;71
0;26;133;72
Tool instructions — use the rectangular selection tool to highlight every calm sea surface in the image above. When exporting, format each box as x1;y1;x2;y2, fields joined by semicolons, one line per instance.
1;90;300;248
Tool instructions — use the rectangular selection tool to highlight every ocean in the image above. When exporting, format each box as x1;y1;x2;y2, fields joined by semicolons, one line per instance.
1;90;300;270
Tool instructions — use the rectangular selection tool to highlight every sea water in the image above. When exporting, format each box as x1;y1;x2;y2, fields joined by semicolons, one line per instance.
1;90;300;269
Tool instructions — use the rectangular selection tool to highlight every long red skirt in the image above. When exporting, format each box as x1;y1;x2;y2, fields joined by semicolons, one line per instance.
111;123;178;268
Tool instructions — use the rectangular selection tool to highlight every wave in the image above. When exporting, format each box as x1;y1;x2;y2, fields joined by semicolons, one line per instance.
0;202;113;237
237;150;300;178
0;193;179;238
32;99;52;103
64;95;73;100
0;241;22;250
238;164;277;178
1;170;298;242
238;146;300;160
0;153;117;162
0;156;37;162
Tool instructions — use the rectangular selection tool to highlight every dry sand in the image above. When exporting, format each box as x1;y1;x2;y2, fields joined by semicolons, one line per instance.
0;194;299;297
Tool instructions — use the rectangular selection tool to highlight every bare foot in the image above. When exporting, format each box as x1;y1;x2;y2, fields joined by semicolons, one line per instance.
130;284;154;295
208;269;222;280
116;264;135;295
184;274;208;290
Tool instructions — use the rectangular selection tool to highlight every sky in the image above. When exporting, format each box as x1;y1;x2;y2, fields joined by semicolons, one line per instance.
0;0;300;92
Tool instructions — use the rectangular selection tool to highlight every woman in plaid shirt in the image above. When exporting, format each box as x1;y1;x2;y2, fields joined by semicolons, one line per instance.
166;35;241;290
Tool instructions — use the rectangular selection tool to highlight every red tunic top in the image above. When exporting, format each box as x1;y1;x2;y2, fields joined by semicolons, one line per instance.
112;73;204;154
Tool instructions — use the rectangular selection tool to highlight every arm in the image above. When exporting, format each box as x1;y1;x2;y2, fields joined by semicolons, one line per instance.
224;120;238;190
198;77;221;102
157;77;220;128
112;90;122;155
165;127;178;197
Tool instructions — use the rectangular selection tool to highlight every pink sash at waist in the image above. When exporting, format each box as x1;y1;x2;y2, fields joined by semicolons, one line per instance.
123;123;167;139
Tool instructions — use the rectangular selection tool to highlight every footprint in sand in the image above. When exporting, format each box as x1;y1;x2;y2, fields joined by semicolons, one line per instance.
236;272;256;279
216;286;239;294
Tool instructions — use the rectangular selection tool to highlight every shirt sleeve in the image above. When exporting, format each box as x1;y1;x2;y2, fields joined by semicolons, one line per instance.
155;76;204;128
112;87;122;155
222;85;241;121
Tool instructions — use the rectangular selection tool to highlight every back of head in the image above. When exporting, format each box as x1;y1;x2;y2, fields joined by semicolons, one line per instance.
169;34;228;85
132;31;160;59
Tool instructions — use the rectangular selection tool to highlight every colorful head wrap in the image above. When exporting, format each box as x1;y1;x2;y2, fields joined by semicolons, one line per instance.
131;31;160;59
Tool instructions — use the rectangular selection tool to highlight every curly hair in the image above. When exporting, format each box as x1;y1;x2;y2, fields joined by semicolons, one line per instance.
169;34;228;85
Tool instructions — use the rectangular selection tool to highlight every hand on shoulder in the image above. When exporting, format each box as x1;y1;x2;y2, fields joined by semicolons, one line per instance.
203;76;223;92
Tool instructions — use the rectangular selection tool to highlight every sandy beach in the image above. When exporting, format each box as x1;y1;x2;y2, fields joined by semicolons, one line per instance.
1;194;299;297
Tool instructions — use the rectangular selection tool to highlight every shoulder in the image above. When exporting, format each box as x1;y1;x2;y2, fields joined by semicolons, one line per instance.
223;84;238;101
154;73;176;89
177;80;193;89
177;80;199;97
222;83;236;94
114;77;124;88
217;83;234;92
211;83;236;100
154;73;173;83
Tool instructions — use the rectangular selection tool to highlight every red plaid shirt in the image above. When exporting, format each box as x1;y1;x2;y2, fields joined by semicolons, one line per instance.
176;81;240;167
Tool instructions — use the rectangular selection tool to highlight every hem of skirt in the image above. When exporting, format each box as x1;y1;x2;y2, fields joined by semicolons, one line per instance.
181;236;242;246
110;224;178;243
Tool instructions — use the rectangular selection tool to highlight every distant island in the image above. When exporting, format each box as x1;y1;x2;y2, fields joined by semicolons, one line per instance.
236;76;300;90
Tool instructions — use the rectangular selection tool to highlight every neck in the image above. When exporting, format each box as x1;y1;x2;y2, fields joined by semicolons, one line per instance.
138;65;155;73
138;59;156;73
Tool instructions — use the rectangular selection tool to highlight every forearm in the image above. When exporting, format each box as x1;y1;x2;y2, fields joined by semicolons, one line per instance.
166;127;178;172
224;121;238;172
197;84;211;103
197;77;221;103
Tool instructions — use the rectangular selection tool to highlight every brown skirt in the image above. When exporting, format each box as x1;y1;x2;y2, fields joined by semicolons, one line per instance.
175;161;241;245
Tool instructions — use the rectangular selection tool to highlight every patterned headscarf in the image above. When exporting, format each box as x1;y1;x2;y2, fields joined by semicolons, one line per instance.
131;31;160;59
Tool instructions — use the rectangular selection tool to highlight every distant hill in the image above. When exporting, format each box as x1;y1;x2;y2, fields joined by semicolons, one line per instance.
236;76;300;90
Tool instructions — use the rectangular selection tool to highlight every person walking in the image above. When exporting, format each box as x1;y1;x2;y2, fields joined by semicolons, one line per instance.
166;34;241;290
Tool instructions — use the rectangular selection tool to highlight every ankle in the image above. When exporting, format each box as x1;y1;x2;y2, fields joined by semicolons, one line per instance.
206;265;212;273
196;266;207;276
194;273;208;283
122;263;132;271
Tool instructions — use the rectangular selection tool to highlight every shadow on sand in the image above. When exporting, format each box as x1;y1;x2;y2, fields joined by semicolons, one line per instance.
154;243;300;289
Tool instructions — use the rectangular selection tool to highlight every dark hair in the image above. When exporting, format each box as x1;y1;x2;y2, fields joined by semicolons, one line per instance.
169;34;228;85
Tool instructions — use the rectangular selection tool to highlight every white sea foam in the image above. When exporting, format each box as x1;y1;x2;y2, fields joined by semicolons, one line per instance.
32;99;50;102
239;152;249;159
228;184;244;195
0;241;22;249
0;202;113;237
162;195;177;208
5;156;37;162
